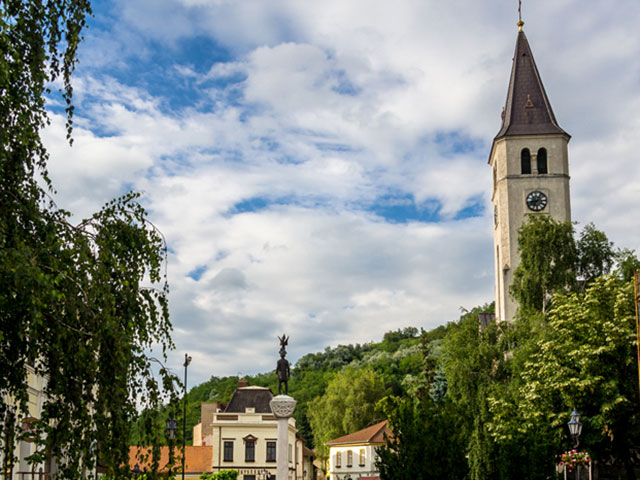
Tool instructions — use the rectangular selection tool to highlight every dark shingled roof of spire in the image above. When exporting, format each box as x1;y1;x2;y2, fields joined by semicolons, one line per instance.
495;30;569;139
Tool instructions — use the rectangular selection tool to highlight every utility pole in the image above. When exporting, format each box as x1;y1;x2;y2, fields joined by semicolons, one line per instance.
183;353;192;480
634;271;640;403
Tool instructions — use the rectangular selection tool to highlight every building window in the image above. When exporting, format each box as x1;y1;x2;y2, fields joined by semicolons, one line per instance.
347;450;353;467
243;476;256;480
521;148;531;174
223;441;234;462
359;449;365;466
537;148;548;174
245;440;255;462
492;166;497;194
336;451;341;467
266;441;277;462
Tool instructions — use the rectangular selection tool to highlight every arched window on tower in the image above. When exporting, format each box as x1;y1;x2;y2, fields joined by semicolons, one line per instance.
521;148;531;174
537;148;548;174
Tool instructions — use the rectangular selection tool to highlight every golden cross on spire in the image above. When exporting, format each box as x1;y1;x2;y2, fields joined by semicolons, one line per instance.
518;0;524;31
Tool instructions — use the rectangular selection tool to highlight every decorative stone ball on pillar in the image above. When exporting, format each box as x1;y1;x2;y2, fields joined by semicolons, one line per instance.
270;395;297;418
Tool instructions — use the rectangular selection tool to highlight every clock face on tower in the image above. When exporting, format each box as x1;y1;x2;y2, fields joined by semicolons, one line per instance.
526;191;548;211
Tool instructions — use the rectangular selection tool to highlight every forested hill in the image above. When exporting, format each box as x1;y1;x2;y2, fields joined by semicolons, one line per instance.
183;323;451;447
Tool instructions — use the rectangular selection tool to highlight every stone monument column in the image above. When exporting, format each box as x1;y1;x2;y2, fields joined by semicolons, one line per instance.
269;395;296;480
270;333;295;480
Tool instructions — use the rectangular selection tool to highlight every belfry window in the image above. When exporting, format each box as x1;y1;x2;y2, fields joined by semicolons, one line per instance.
521;148;531;174
537;148;548;174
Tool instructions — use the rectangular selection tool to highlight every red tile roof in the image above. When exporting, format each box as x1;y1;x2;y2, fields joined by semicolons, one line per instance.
325;420;390;445
129;446;212;474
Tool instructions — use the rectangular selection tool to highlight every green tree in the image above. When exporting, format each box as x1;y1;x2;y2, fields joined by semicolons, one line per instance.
376;396;468;480
576;223;615;288
1;2;177;479
307;367;388;460
512;276;640;478
199;470;238;480
510;215;577;314
442;305;512;479
615;248;640;282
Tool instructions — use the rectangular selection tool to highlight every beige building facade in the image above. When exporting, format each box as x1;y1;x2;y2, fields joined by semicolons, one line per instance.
193;383;312;480
489;23;571;322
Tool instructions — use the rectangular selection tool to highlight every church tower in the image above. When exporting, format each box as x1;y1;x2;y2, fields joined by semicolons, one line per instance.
489;21;571;322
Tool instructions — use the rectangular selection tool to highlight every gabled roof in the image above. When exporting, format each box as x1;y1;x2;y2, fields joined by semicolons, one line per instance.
325;420;390;446
224;386;274;413
129;446;212;474
495;27;569;140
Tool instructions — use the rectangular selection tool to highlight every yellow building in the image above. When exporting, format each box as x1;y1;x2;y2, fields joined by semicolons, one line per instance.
193;381;313;480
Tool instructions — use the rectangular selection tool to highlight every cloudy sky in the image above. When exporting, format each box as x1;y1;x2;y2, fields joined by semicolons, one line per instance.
43;0;640;386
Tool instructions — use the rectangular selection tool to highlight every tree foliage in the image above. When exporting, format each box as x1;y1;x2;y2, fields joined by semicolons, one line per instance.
615;248;640;283
376;396;468;480
576;223;615;287
199;470;238;480
307;367;388;460
510;215;577;314
1;2;178;479
443;246;640;478
509;276;640;476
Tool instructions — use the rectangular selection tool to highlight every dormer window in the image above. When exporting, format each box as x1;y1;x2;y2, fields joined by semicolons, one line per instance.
537;148;548;174
521;148;531;174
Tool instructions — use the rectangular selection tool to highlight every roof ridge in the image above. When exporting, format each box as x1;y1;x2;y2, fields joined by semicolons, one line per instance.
325;419;389;445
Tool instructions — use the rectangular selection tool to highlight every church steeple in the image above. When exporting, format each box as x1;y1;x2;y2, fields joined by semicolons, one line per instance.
495;26;569;139
489;21;572;323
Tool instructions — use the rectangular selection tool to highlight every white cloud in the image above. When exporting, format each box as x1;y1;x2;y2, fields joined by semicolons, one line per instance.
41;0;640;384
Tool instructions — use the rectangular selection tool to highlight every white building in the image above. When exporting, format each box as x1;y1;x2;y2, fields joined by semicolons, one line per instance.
325;421;390;480
1;366;53;480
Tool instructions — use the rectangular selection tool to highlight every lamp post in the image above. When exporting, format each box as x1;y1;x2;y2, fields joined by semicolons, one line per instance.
182;354;192;480
165;417;177;475
567;409;583;479
165;417;177;441
567;409;582;448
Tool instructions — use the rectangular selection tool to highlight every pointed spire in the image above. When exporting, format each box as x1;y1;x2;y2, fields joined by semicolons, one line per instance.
495;27;569;139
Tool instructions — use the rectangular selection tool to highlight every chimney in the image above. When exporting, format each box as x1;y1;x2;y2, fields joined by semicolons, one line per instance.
238;378;248;388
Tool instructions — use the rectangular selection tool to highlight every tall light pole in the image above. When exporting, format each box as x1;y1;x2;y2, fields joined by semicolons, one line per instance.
182;354;192;480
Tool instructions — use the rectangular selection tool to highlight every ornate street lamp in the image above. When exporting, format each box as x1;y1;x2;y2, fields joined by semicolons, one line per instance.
165;417;177;441
165;417;177;476
567;409;583;448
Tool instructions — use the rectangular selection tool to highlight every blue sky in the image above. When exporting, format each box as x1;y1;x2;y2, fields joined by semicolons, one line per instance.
42;0;640;386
